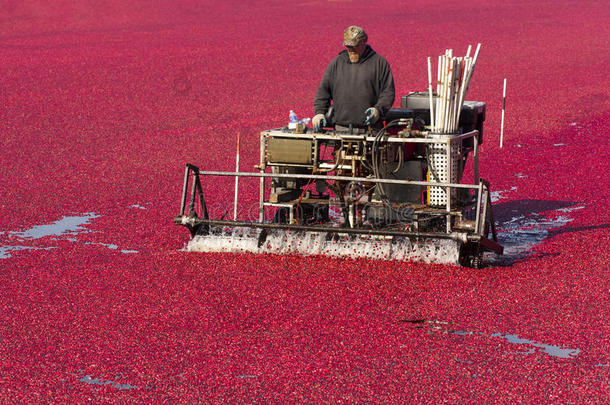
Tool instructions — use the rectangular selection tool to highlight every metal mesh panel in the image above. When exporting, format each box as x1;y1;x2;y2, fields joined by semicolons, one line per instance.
427;139;461;206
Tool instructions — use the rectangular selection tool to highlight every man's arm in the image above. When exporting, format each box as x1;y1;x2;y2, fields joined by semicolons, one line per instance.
374;58;395;117
314;62;334;116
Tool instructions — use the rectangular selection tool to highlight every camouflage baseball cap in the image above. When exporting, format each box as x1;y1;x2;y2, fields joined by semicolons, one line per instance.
343;25;367;46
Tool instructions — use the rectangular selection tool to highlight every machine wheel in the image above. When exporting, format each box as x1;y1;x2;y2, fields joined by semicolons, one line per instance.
459;243;484;269
471;254;483;269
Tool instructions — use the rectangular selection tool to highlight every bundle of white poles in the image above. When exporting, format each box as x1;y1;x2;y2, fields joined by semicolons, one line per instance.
427;43;481;134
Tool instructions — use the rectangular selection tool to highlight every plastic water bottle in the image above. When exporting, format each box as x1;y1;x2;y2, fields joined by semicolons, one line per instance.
289;110;298;123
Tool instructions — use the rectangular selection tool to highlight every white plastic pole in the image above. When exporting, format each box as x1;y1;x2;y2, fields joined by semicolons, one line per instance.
444;57;448;133
436;55;442;131
500;78;506;148
466;43;481;90
427;57;435;131
428;44;481;134
439;54;445;132
233;132;241;220
457;43;481;125
456;63;464;129
456;55;471;127
450;54;458;131
444;56;454;133
438;54;445;132
462;43;480;94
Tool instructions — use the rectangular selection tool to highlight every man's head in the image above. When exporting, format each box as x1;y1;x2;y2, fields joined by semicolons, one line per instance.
343;25;367;63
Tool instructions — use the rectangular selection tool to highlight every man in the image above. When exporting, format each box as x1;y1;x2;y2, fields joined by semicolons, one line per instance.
313;26;395;131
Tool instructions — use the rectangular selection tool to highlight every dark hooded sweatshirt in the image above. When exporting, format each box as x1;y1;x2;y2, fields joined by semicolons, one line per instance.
314;45;395;127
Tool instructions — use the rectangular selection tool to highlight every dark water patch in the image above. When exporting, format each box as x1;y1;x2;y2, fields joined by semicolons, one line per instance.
490;187;518;203
0;245;55;259
84;242;139;254
79;375;138;390
400;319;427;324
399;319;451;331
490;333;580;359
9;213;99;239
402;319;580;360
0;212;139;258
452;330;475;336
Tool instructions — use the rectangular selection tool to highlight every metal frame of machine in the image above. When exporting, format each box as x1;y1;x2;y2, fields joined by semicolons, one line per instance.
174;107;504;267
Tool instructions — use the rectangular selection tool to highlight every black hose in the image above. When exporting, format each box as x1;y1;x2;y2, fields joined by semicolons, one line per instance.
371;119;407;200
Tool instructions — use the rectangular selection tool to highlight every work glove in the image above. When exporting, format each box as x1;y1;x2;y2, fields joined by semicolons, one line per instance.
364;107;380;125
312;114;327;132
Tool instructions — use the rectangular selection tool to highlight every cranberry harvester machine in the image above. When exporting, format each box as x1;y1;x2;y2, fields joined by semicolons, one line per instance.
174;92;503;267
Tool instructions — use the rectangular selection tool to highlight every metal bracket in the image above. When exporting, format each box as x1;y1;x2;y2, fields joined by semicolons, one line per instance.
177;163;209;236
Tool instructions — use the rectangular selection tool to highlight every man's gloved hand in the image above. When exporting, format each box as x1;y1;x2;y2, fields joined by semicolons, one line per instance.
312;114;327;132
364;107;380;125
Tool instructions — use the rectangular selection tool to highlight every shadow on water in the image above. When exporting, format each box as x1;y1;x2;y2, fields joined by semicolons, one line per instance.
492;199;579;223
547;223;610;237
489;199;589;266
